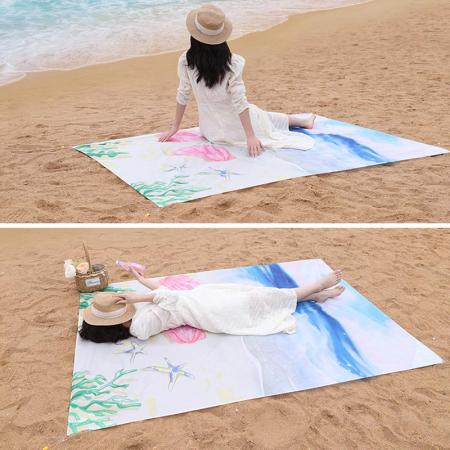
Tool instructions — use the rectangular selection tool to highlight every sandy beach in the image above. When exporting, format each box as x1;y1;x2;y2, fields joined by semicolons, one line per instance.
1;0;449;223
0;228;448;449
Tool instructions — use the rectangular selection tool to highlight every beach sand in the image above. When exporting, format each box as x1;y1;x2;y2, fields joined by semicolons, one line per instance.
1;0;449;223
0;228;448;449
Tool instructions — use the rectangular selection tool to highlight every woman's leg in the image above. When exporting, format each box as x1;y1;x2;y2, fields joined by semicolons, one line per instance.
288;113;316;129
293;270;342;301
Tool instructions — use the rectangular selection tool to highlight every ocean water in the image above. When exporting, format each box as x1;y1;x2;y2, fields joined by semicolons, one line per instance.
0;0;368;86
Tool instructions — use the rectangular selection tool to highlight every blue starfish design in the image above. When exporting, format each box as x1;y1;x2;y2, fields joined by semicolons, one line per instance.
143;357;195;391
113;339;145;363
199;167;241;179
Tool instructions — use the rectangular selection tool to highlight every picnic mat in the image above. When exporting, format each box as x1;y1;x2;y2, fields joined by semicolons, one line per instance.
68;259;442;435
73;116;448;207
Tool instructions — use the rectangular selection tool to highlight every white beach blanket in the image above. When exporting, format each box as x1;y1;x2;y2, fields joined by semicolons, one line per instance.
72;116;448;207
68;259;442;435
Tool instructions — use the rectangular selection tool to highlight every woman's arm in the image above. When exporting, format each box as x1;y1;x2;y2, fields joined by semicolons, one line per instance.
159;102;187;142
117;292;156;304
239;108;264;157
159;54;191;142
228;56;264;157
130;268;161;290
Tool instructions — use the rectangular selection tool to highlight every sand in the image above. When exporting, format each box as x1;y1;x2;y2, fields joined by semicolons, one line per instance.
1;0;449;223
0;228;448;449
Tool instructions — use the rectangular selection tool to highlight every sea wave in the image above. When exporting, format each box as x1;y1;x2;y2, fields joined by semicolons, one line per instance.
0;0;370;86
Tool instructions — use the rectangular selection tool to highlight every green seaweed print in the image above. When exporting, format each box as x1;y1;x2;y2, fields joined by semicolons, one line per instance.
68;369;141;434
79;293;95;310
75;141;129;158
79;285;135;310
131;175;209;207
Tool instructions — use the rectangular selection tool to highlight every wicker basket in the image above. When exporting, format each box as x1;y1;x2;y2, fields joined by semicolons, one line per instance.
75;242;109;293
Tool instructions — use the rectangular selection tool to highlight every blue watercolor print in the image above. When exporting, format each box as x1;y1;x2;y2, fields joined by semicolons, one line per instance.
279;127;389;174
296;301;372;377
243;263;298;288
242;263;372;378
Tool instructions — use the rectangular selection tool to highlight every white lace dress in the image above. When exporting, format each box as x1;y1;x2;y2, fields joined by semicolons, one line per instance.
129;284;298;340
176;51;315;151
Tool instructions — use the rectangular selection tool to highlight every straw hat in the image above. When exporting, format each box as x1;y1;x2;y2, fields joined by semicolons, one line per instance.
83;292;136;326
186;4;232;45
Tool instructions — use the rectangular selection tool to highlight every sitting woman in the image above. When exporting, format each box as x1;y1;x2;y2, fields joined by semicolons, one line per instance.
158;4;316;157
79;268;344;343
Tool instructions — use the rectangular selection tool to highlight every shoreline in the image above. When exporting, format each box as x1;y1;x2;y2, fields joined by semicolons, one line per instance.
1;0;449;223
0;0;373;89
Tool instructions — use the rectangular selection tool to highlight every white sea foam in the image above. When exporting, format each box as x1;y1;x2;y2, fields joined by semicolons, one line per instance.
0;0;370;86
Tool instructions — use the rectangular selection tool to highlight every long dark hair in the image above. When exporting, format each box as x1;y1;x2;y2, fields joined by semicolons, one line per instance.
186;36;232;88
79;320;131;343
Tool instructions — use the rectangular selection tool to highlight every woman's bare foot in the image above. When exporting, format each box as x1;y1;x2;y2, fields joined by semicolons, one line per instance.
293;270;343;302
302;114;316;129
288;113;316;129
318;270;343;291
309;285;345;303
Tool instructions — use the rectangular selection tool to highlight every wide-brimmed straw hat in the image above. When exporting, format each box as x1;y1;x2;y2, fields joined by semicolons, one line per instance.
83;292;136;326
186;4;232;45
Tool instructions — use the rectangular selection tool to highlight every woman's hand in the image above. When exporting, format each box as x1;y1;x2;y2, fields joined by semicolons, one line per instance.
116;292;141;305
158;127;179;142
247;135;264;158
116;292;145;304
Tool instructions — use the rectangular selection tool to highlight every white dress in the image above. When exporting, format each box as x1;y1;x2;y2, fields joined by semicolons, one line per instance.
176;51;315;151
129;284;298;340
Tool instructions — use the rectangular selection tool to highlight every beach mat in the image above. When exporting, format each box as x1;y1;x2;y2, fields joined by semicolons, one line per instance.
68;259;442;435
73;116;448;207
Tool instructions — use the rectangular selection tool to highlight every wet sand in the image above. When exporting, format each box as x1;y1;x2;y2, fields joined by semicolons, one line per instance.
0;228;448;449
1;0;449;223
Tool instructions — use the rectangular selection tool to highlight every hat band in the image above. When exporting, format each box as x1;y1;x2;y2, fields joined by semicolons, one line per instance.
91;305;127;319
195;14;225;36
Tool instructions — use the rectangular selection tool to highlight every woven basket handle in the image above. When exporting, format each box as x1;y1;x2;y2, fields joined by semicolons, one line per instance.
82;241;92;273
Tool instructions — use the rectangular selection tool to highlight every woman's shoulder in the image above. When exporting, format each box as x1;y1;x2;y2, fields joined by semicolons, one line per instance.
179;50;189;64
230;53;246;74
231;53;246;65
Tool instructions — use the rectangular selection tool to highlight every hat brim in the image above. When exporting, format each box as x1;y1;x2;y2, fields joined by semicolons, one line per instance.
83;303;136;326
186;9;232;45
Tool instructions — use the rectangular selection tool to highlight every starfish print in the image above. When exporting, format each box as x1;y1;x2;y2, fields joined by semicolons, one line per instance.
113;339;145;363
143;357;194;391
199;167;241;179
164;163;188;173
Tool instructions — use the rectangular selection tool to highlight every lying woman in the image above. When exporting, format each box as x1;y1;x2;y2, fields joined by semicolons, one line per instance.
158;3;316;157
79;268;345;343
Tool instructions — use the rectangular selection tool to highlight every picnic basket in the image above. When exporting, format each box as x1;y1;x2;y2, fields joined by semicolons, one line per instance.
75;242;109;293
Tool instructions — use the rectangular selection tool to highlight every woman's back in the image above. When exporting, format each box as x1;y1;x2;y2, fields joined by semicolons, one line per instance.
177;51;251;143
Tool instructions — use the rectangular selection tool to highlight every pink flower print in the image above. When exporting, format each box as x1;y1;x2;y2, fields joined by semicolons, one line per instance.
160;130;205;142
164;326;206;344
173;144;235;162
159;274;201;290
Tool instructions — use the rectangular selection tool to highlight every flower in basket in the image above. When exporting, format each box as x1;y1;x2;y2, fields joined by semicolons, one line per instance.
76;262;90;275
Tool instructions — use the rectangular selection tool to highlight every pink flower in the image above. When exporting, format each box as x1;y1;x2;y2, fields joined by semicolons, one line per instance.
164;326;206;344
159;274;201;290
161;130;205;142
173;144;235;162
